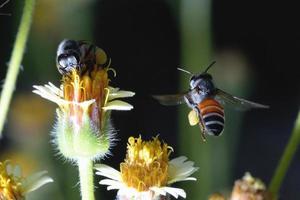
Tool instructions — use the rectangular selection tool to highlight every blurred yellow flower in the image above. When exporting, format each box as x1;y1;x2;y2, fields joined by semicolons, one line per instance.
95;136;199;200
209;193;226;200
230;172;271;200
0;160;53;200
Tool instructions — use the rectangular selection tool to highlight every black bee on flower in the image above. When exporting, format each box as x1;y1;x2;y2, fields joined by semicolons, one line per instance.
56;39;110;75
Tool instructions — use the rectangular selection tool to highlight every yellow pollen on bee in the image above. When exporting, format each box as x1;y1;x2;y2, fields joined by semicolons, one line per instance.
120;136;172;192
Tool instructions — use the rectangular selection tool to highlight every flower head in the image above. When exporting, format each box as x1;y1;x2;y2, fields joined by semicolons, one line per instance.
33;67;134;161
95;136;198;200
0;160;53;200
231;172;271;200
209;193;226;200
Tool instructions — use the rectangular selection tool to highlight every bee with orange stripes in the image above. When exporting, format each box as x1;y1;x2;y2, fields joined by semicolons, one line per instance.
154;61;269;141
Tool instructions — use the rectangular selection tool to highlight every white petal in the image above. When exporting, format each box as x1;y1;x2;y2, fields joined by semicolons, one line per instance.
13;165;22;178
117;187;141;198
45;82;62;96
99;179;123;191
150;187;167;196
23;171;53;193
168;168;198;184
103;100;133;111
108;90;135;101
171;164;198;178
179;177;197;181
75;99;96;109
161;186;186;199
170;157;197;174
170;156;188;165
95;164;121;181
107;184;123;191
168;156;199;184
175;165;199;178
33;85;66;105
6;164;13;175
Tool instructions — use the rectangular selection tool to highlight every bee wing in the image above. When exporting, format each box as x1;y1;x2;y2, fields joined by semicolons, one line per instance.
152;93;187;106
215;88;269;110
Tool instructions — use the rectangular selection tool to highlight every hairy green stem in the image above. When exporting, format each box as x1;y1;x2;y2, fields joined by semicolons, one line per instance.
269;111;300;199
78;158;95;200
0;0;36;137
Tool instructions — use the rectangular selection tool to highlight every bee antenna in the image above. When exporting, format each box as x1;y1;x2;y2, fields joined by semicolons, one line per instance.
0;13;11;16
0;0;10;8
177;67;192;75
204;61;216;73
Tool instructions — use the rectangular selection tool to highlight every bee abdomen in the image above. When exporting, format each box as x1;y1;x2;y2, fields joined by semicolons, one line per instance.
198;98;225;136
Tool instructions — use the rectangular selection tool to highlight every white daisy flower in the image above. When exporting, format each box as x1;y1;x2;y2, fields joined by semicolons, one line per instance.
95;136;199;200
32;68;135;161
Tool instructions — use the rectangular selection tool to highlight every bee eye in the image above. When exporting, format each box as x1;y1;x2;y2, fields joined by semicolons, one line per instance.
67;56;78;66
190;80;195;88
58;54;78;69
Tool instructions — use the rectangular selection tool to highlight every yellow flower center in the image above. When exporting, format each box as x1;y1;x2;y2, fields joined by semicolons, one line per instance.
63;67;109;105
61;67;109;128
120;136;173;192
0;161;24;200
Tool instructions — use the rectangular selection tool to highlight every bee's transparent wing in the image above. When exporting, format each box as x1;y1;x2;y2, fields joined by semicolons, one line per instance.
215;89;269;110
152;93;186;106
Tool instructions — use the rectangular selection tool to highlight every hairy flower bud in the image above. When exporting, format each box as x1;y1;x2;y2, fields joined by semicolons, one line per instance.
33;67;134;161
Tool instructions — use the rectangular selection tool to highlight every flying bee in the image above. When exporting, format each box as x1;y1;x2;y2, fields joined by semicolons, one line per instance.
153;61;269;141
56;39;109;75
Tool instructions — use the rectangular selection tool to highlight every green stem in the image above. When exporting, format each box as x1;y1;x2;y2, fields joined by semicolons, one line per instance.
0;0;36;137
179;0;213;199
78;158;95;200
269;111;300;199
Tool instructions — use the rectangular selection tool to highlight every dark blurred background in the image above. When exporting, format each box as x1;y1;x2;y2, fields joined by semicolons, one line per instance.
0;0;299;199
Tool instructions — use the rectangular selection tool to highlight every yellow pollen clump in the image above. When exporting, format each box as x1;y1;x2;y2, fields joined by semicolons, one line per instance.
0;161;24;200
120;136;173;192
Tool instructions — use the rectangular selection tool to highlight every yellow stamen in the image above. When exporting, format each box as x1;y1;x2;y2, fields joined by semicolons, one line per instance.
61;68;109;125
107;66;116;77
120;136;172;192
103;88;110;107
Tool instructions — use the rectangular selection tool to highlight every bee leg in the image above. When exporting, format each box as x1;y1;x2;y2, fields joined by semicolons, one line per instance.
195;107;207;142
198;121;207;142
184;95;196;109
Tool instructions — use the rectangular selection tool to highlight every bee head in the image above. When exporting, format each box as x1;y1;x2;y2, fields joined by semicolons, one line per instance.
178;61;216;94
56;39;81;75
190;72;213;88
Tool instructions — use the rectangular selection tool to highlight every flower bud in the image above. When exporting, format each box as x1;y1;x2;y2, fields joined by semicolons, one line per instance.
33;67;134;161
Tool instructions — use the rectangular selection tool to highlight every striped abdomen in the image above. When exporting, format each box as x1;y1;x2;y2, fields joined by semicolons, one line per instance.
198;98;225;136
